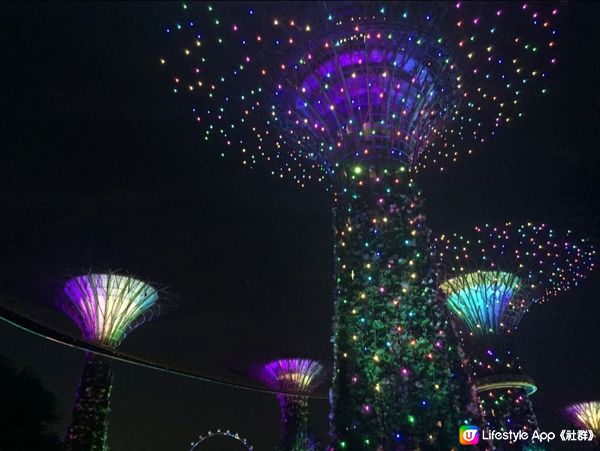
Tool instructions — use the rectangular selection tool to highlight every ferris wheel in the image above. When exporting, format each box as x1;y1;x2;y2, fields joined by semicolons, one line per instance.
189;429;254;450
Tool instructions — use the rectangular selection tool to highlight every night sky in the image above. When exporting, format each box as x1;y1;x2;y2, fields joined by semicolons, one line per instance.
2;2;600;450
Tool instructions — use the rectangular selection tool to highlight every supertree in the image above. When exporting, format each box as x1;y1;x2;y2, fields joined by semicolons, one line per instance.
61;272;160;451
434;223;595;449
565;402;600;449
161;2;560;448
254;359;325;451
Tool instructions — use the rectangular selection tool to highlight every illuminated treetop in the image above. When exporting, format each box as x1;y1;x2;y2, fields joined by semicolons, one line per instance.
435;223;595;335
565;402;600;439
256;359;325;394
162;2;560;184
62;273;160;348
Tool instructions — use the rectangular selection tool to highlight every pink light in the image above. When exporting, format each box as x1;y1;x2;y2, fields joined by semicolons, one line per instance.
256;358;325;393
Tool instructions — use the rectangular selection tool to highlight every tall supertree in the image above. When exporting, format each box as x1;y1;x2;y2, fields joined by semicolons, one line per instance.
435;223;595;449
254;359;325;451
61;272;159;451
565;402;600;449
161;2;560;448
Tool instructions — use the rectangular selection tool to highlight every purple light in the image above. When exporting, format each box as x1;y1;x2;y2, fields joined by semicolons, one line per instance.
256;358;324;394
164;2;562;182
62;273;159;348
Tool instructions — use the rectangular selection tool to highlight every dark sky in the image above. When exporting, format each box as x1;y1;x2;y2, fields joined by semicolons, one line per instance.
1;2;599;450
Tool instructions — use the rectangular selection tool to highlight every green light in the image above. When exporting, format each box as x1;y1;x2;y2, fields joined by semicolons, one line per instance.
440;271;520;335
63;273;159;346
408;414;416;425
353;166;362;175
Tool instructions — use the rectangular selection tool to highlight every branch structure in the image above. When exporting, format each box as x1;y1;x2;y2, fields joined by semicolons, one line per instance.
62;272;160;451
162;2;562;448
435;223;595;449
255;359;325;451
565;402;600;447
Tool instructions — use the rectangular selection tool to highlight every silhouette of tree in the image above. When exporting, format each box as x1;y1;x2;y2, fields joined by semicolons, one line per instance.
0;355;62;451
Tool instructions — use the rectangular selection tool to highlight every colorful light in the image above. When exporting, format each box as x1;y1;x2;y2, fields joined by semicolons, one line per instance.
62;272;160;451
441;271;522;335
63;273;159;348
162;2;560;182
161;3;562;448
565;402;600;441
435;222;595;324
435;222;595;448
255;359;325;451
258;358;325;394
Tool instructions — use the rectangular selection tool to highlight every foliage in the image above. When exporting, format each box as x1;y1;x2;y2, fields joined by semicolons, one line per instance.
0;355;62;451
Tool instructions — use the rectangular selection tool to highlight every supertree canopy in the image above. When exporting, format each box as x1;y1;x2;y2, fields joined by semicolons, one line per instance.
63;273;159;348
162;1;559;180
435;223;595;447
565;402;600;446
61;273;160;451
161;2;560;448
254;359;325;451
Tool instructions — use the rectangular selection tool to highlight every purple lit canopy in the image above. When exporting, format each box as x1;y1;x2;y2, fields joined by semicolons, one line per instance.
256;358;325;394
162;2;560;184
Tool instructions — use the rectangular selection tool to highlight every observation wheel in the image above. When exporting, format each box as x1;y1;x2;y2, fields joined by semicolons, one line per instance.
189;429;254;450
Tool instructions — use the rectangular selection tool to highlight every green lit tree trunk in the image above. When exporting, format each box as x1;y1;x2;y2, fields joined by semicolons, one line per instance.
330;166;465;450
278;394;317;451
65;353;113;451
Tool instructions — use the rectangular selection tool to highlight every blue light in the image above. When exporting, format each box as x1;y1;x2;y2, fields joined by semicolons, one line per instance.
441;271;522;335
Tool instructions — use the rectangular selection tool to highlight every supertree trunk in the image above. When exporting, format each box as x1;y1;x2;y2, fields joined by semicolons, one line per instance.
330;166;464;450
478;386;540;451
278;394;317;451
64;352;113;451
469;338;540;450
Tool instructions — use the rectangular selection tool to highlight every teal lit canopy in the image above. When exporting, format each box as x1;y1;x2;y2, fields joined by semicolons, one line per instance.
440;271;525;335
435;222;595;335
